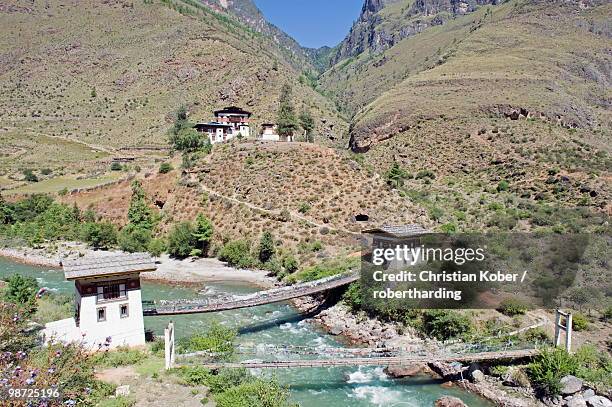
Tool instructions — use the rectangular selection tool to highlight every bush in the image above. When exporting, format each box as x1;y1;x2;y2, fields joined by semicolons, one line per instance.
41;168;53;175
167;221;198;258
82;221;118;250
179;321;236;360
497;298;529;316
420;310;472;341
497;180;510;192
23;169;38;182
342;282;362;311
92;346;147;368
281;254;298;274
3;274;39;314
147;238;166;257
219;240;256;269
415;169;436;180
110;162;123;171
385;162;410;188
214;378;292;407
287;256;358;283
258;231;275;264
118;224;151;253
158;163;173;174
528;348;578;396
127;181;156;231
571;312;589;331
298;202;310;214
192;214;213;257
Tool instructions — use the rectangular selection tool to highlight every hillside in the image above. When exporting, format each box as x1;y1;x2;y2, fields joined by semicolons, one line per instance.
0;0;348;174
61;141;427;261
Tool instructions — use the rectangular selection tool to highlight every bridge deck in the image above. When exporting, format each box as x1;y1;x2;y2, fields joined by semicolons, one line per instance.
143;272;359;316
182;349;538;369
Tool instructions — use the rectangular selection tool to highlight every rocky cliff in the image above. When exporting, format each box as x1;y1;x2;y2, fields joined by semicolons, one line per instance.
330;0;500;66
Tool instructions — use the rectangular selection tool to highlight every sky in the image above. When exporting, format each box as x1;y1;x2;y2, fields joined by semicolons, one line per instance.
253;0;363;48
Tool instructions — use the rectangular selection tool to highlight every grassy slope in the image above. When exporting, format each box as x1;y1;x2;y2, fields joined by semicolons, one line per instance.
317;0;611;231
0;0;348;154
62;141;427;261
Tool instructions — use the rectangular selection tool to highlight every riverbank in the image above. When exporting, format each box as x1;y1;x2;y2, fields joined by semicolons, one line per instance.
0;243;273;288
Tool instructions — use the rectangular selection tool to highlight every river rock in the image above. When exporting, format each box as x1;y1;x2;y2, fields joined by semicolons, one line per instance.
560;375;583;395
115;385;130;397
434;396;467;407
566;395;587;407
586;396;612;407
470;369;486;383
384;364;428;378
583;389;596;398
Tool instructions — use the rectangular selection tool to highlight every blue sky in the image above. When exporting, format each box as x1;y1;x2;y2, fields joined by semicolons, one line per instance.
253;0;363;48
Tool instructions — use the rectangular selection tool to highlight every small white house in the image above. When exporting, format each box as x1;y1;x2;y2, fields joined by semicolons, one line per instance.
194;106;252;144
42;253;156;349
260;123;280;141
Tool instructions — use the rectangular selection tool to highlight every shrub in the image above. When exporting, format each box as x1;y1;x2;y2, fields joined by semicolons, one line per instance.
603;306;612;322
127;181;156;231
287;256;358;283
258;231;275;263
528;348;578;396
497;180;510;192
179;321;236;360
298;202;311;214
41;168;52;175
571;312;589;331
167;221;198;258
385;162;410;188
23;169;38;182
158;162;173;174
420;310;472;341
82;221;118;250
192;214;213;257
110;162;123;171
219;240;256;269
497;298;529;316
342;282;362;311
281;254;298;274
147;238;166;257
117;224;151;253
214;378;292;407
415;169;436;180
3;274;39;314
93;346;147;368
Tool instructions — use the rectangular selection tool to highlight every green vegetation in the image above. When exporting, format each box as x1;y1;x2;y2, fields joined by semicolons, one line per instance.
92;346;147;368
497;298;529;316
420;310;473;341
571;312;589;331
82;221;118;250
167;221;198;258
159;162;173;174
286;256;358;283
277;83;298;138
178;321;237;360
258;231;275;264
384;162;410;188
23;169;39;182
299;107;315;142
218;239;256;269
2;274;39;315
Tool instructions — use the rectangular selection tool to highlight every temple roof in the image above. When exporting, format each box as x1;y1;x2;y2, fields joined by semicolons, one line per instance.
362;224;430;238
63;253;156;280
214;106;251;116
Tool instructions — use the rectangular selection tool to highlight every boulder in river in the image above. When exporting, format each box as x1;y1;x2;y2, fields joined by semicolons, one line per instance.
434;396;467;407
384;364;429;378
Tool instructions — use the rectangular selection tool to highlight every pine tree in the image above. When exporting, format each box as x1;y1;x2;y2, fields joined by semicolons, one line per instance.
299;107;315;142
258;231;275;264
385;162;409;188
127;180;155;231
277;84;298;138
192;213;214;256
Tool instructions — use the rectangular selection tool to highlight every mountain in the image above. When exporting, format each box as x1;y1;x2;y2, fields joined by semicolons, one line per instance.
0;0;347;167
199;0;317;71
317;0;610;231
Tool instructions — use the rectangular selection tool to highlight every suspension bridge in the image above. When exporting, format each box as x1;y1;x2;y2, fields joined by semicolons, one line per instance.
172;340;541;369
143;272;359;316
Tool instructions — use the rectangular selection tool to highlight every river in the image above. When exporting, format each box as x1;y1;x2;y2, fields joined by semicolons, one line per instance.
0;258;492;407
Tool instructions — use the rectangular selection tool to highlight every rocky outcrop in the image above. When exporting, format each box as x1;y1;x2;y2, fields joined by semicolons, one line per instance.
330;0;499;65
435;396;467;407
